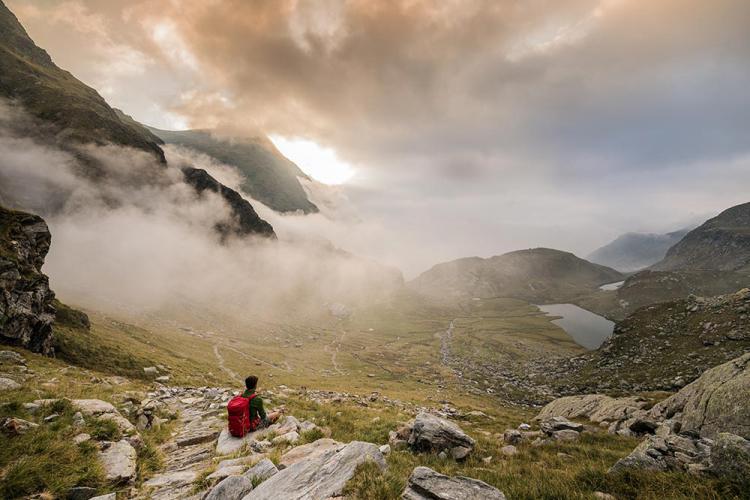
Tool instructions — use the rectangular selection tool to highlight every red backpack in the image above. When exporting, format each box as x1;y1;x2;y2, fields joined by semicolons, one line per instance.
227;393;259;437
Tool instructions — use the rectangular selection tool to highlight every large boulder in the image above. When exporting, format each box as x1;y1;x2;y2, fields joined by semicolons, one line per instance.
709;433;750;480
98;440;137;483
401;466;506;500
406;412;475;459
536;394;649;424
242;441;386;500
0;206;56;355
649;353;750;439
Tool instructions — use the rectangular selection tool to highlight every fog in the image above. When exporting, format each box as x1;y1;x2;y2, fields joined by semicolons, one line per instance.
0;100;401;322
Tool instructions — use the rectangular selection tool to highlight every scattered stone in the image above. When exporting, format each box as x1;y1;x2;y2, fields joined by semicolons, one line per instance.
89;494;116;500
518;423;531;431
242;441;385;499
72;411;85;428
98;440;137;483
0;377;21;391
552;429;580;442
143;470;197;488
44;413;60;423
401;466;506;500
205;475;254;500
539;416;584;434
405;412;475;460
0;351;26;365
271;430;299;446
500;445;517;456
143;366;159;377
207;465;245;481
503;429;524;445
155;375;170;383
1;416;38;436
379;444;391;455
593;492;616;500
74;433;91;444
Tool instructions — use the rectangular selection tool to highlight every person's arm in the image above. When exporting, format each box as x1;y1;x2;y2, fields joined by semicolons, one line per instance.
253;396;268;423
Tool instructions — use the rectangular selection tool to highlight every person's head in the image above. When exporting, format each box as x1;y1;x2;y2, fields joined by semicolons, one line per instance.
245;375;259;392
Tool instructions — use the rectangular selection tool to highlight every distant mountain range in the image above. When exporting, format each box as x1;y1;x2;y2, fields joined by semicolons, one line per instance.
409;248;623;303
587;229;690;272
147;127;318;214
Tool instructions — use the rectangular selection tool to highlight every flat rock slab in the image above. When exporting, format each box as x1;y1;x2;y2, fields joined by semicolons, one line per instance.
205;475;254;500
402;466;506;500
98;440;137;483
242;441;385;500
280;438;342;468
144;470;199;488
177;426;222;447
243;458;278;482
216;428;254;455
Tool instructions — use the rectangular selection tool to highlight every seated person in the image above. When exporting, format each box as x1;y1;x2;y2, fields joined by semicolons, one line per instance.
242;375;282;429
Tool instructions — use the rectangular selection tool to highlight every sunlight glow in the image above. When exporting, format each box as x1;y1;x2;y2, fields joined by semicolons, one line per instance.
269;135;355;185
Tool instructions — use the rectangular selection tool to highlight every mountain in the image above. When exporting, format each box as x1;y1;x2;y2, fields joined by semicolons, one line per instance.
0;1;275;239
652;202;750;273
409;248;624;303
148;127;318;214
0;1;164;161
587;229;690;272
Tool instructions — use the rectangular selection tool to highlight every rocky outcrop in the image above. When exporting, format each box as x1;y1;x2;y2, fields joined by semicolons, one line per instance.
397;412;476;460
401;466;506;500
536;394;649;424
98;439;137;483
0;206;55;354
279;438;341;468
205;475;254;500
242;441;386;500
648;353;750;439
182;167;275;240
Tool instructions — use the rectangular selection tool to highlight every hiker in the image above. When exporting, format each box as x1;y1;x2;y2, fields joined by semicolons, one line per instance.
227;375;282;437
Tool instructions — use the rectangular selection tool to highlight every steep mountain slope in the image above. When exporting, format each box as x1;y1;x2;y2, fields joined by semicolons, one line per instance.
652;202;750;273
587;229;689;272
149;127;318;214
0;1;164;161
409;248;623;303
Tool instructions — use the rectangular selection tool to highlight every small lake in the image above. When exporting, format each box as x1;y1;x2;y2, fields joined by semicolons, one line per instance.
537;303;615;349
599;280;625;291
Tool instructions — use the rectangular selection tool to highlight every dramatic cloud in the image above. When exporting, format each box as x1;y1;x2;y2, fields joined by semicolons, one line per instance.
9;0;750;275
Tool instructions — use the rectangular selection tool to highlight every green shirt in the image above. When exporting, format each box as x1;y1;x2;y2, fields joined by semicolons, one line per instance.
241;389;267;422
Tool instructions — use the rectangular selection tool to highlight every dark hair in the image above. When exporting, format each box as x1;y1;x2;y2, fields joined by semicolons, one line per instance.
245;375;258;391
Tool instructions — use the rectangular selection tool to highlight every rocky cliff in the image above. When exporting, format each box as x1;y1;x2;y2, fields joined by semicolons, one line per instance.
587;229;689;272
0;205;55;354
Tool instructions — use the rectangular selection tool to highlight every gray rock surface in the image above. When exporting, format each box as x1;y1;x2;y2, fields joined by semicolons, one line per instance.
98;439;137;483
205;475;254;500
708;432;750;479
407;412;475;459
401;466;506;500
279;438;341;468
242;441;386;500
0;377;21;391
0;206;56;354
648;353;750;439
243;458;278;483
536;394;649;424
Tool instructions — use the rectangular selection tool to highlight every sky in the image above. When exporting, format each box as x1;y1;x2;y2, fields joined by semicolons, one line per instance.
8;0;750;276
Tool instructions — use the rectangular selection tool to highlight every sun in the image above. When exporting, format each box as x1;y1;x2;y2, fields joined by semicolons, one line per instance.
269;135;355;185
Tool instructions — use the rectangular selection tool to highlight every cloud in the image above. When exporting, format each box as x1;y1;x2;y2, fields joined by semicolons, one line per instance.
8;0;750;274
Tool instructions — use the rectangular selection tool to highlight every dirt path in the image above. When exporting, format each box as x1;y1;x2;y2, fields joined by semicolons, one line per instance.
324;326;347;376
213;345;239;381
440;319;456;366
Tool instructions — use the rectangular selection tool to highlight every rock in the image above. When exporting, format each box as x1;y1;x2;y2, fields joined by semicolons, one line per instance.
143;366;158;377
98;413;136;435
709;433;750;479
593;493;616;500
216;428;253;455
551;429;580;442
205;475;254;500
450;446;472;460
1;416;38;435
44;413;60;422
609;437;667;474
242;441;385;500
98;439;137;483
73;411;85;428
500;445;517;456
518;423;531;431
176;425;222;447
274;415;300;435
0;351;25;364
73;433;91;444
155;375;170;383
0;377;21;391
71;399;118;416
207;465;245;481
144;470;197;488
243;458;278;483
379;444;391;455
279;438;341;468
401;466;506;500
649;353;750;439
406;412;475;459
89;494;116;500
271;430;299;446
503;429;524;445
539;416;584;434
0;207;56;355
537;394;649;425
298;420;317;433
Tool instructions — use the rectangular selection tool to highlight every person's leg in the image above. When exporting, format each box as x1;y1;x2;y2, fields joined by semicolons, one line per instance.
267;410;282;423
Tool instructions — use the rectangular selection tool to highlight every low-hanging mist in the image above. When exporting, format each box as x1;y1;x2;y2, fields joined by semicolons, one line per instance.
0;99;402;323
